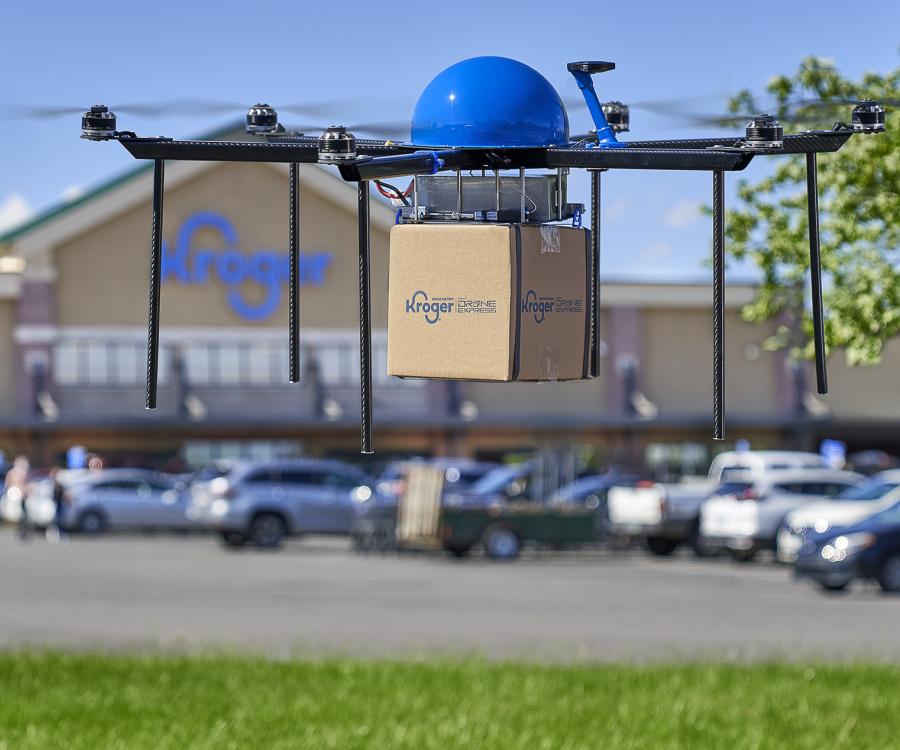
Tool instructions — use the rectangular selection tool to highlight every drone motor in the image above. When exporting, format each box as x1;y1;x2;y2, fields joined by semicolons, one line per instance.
601;101;630;133
743;114;784;150
851;100;886;133
81;105;117;140
318;126;357;162
245;103;279;134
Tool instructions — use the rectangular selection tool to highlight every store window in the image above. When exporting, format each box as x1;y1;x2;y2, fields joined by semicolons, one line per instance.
53;341;170;386
52;338;420;389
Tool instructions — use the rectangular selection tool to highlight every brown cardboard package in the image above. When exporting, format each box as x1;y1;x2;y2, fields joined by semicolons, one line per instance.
387;223;591;382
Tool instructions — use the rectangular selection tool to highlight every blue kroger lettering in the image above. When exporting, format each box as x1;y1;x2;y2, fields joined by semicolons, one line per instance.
521;290;554;324
405;290;454;324
162;211;333;321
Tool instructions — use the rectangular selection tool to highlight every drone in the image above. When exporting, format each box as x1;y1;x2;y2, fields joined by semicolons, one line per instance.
79;56;887;454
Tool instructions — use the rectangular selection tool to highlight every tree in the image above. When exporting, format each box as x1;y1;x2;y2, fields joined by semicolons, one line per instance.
719;56;899;365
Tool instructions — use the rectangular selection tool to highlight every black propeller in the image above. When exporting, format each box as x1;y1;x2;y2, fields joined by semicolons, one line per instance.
638;97;897;129
281;121;410;138
565;92;897;130
17;96;404;121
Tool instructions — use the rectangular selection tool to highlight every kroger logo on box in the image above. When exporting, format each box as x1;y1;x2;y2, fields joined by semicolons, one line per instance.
405;291;498;324
521;290;583;324
404;290;455;324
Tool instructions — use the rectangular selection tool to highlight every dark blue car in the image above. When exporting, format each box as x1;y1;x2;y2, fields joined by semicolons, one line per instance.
794;500;900;593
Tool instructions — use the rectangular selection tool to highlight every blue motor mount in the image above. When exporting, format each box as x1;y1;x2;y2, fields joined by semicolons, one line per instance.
567;61;623;147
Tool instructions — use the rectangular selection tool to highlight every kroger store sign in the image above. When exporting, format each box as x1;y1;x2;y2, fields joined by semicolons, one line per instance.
162;211;333;321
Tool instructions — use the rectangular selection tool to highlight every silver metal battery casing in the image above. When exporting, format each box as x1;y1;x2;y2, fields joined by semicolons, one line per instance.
415;173;566;223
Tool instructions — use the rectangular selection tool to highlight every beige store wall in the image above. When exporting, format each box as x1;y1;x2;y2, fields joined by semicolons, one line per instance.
642;308;779;416
825;339;900;420
55;162;390;329
465;318;607;416
0;299;16;417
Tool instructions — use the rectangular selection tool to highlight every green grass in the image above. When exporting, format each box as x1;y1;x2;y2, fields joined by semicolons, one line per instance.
0;653;898;749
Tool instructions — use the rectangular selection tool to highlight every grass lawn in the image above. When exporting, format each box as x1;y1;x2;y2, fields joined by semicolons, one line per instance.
0;653;898;749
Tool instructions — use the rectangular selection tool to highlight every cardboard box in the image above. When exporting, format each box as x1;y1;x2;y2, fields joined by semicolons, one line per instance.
387;223;591;381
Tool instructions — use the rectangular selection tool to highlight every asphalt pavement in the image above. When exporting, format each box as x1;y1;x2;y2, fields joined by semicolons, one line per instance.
1;530;898;661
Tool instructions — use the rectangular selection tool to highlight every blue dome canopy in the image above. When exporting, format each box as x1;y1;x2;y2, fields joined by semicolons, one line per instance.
410;56;569;149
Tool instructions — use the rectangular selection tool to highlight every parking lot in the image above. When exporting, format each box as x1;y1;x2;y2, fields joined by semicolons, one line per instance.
2;530;898;661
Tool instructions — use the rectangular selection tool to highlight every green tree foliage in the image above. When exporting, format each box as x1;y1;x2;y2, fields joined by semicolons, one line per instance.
721;57;899;365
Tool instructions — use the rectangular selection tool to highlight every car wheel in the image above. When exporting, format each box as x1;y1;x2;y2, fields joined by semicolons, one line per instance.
219;532;246;548
443;542;472;558
249;513;286;549
646;537;678;556
729;547;757;563
482;525;520;560
78;510;107;534
877;555;900;593
690;533;719;558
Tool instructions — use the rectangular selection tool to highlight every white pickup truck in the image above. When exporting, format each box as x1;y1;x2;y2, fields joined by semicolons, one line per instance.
607;451;828;556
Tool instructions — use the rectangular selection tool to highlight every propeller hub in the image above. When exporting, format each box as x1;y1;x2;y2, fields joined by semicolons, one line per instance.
744;114;783;150
246;103;279;134
81;105;117;140
851;100;885;133
601;101;630;132
318;125;357;163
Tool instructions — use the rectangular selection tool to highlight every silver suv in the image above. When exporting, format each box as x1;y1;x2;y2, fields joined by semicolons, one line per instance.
189;459;377;548
57;469;190;533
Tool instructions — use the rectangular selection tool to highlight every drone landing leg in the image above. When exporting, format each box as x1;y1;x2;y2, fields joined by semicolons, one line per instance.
805;153;828;394
288;162;300;383
358;181;374;454
589;170;602;378
145;159;165;410
712;170;725;440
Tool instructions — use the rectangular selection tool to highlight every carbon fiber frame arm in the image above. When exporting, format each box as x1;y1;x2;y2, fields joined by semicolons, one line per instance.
117;135;413;162
620;129;854;155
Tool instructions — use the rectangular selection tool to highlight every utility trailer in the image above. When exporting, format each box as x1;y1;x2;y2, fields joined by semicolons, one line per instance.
351;464;596;559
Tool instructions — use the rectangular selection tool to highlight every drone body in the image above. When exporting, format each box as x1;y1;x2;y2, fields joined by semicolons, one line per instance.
81;56;887;453
410;56;570;148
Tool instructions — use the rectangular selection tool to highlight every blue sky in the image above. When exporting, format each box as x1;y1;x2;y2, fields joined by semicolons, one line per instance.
1;0;897;279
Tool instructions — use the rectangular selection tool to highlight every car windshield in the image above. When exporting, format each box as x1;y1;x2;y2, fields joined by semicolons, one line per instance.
446;466;495;489
715;481;753;496
469;464;529;495
834;479;899;502
718;467;750;480
552;476;608;502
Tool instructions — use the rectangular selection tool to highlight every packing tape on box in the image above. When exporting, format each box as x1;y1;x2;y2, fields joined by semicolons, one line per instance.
539;344;561;383
540;225;561;255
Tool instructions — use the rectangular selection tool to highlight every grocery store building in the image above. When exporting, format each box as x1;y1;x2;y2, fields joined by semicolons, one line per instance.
1;126;898;469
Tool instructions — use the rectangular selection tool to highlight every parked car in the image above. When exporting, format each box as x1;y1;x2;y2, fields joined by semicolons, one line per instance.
552;471;643;505
56;469;190;533
607;451;828;556
777;470;900;563
698;468;863;561
375;458;498;500
795;499;900;592
439;461;527;505
550;471;643;535
189;459;379;548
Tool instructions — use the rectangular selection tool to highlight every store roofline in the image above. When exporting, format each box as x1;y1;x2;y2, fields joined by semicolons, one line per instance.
0;120;399;247
0;123;239;245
